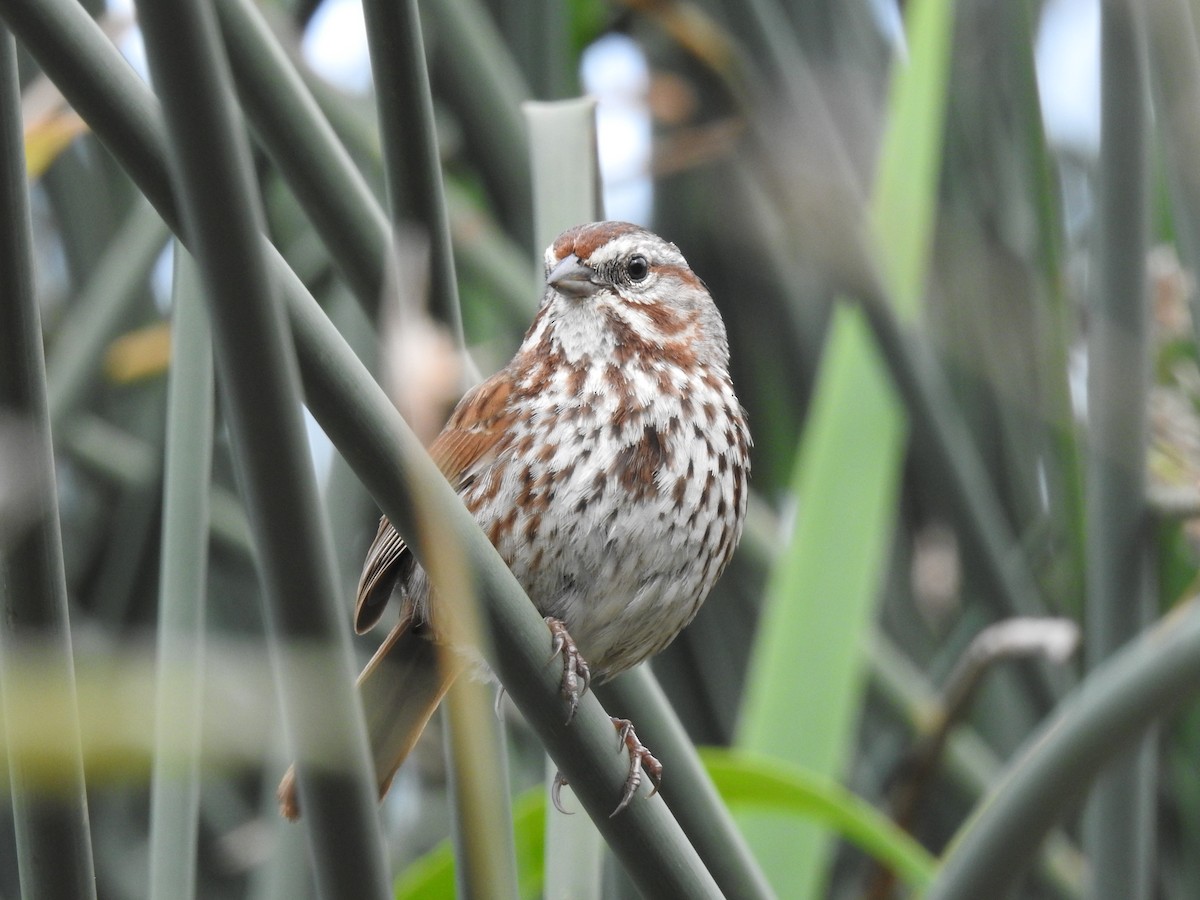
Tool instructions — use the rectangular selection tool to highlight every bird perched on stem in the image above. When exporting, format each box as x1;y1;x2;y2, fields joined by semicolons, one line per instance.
279;221;750;819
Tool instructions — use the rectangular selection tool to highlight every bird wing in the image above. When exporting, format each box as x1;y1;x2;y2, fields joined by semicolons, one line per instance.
352;368;518;633
277;369;522;820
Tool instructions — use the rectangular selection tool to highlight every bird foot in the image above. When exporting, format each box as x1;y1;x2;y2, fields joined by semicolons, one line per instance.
549;717;663;817
611;717;662;817
545;616;591;722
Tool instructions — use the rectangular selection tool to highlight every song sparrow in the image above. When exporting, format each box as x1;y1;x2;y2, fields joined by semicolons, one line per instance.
279;221;749;819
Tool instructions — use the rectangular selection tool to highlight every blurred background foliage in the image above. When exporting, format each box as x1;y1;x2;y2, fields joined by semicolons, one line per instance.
4;0;1200;896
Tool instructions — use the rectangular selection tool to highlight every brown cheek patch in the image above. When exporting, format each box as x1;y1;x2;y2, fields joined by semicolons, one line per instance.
640;301;695;336
654;264;706;294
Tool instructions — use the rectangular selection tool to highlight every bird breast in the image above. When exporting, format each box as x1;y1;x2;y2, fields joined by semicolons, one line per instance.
461;352;749;679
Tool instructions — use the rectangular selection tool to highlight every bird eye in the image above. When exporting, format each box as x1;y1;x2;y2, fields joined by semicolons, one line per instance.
627;255;650;282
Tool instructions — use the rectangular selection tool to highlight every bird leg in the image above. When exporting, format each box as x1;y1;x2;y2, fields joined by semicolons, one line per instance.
544;616;591;722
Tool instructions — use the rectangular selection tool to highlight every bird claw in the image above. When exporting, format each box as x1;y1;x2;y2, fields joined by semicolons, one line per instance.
544;617;591;722
610;717;662;817
551;770;574;815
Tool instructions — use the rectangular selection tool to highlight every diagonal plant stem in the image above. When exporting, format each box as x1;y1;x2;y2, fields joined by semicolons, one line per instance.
213;0;388;318
0;25;97;900
600;670;776;900
928;598;1200;899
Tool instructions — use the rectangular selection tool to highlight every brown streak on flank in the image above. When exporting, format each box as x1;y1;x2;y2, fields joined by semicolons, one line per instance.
612;402;630;431
515;466;535;507
660;340;697;369
736;411;751;456
732;462;745;516
700;370;726;393
487;508;518;546
700;470;716;507
672;476;687;510
531;471;553;509
604;363;629;393
525;512;542;544
567;363;586;396
477;466;504;504
614;424;669;502
714;522;738;583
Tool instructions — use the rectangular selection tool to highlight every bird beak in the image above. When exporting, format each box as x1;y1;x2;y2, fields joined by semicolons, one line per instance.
547;254;599;298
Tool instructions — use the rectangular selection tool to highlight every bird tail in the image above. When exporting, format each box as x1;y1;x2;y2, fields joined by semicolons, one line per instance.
277;622;461;820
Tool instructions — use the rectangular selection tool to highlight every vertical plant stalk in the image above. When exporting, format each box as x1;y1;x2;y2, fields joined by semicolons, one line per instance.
361;0;464;345
523;99;603;251
147;249;213;900
0;25;97;900
132;2;390;897
1085;1;1154;897
523;97;606;900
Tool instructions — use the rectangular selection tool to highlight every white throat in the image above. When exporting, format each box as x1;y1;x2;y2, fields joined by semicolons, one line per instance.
547;296;617;364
